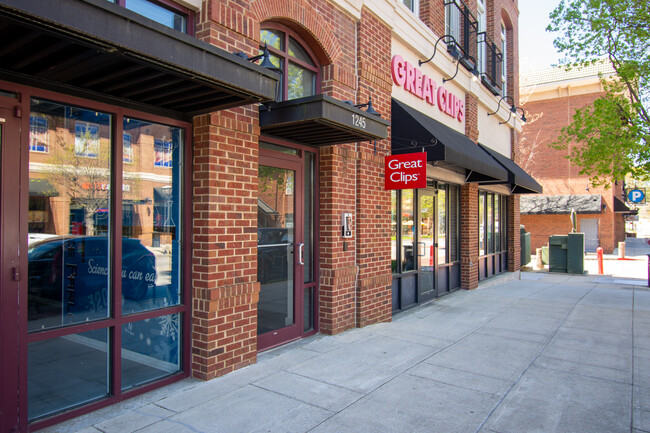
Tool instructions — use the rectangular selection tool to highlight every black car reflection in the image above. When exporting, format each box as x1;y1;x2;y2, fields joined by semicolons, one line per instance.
28;236;156;323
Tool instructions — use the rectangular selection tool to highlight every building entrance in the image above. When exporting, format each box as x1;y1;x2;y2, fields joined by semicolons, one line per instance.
257;143;317;350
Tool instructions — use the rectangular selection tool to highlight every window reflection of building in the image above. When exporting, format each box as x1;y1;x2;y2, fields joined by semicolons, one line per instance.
260;24;319;102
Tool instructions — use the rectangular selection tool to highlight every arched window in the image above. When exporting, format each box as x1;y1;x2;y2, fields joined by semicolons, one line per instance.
260;24;320;102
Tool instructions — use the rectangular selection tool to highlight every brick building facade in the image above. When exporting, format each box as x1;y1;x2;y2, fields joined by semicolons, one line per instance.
0;0;539;430
519;63;628;254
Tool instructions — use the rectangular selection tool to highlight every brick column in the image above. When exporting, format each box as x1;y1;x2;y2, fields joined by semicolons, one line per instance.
507;194;521;271
352;7;393;327
461;183;479;289
319;145;357;334
191;109;260;380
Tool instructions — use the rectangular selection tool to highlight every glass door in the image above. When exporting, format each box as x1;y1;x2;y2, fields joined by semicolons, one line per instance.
417;189;437;302
257;153;304;349
0;95;21;433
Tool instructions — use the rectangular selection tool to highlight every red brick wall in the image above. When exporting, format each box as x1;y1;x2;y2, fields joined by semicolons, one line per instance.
191;0;261;380
419;0;445;38
520;90;626;254
354;8;393;327
191;109;260;380
507;194;521;270
461;183;479;289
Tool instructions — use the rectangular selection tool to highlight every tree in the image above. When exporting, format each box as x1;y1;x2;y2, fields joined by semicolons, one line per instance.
547;0;650;186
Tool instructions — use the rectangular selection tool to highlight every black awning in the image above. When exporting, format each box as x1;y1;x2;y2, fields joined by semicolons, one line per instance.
29;178;58;197
259;94;390;146
520;194;602;215
0;0;278;117
391;98;508;182
614;196;632;213
478;144;543;194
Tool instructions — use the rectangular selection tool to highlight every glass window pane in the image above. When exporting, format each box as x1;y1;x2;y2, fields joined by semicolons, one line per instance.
287;64;316;100
401;190;415;272
122;313;181;390
258;166;295;334
391;190;398;273
288;37;315;66
125;0;186;32
28;99;111;331
449;185;459;261
28;329;109;420
438;187;447;264
304;152;314;283
122;118;182;315
495;195;501;251
261;29;284;50
487;193;494;254
479;192;485;256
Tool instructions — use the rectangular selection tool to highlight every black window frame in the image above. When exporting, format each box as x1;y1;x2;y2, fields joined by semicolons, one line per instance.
110;0;194;35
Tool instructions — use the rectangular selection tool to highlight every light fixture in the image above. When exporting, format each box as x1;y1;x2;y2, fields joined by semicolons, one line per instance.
345;96;382;117
234;43;282;74
488;95;516;116
419;35;460;66
515;106;527;124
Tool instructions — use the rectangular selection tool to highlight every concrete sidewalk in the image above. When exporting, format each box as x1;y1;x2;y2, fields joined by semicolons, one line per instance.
45;272;650;433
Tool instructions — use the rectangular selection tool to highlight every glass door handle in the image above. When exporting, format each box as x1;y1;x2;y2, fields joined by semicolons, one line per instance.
417;242;425;256
298;243;305;265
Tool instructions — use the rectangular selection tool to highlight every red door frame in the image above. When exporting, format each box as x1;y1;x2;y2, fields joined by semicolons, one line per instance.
257;138;319;351
0;81;193;431
1;95;23;433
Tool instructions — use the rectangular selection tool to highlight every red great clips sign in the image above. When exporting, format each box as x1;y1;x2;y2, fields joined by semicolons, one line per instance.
385;153;427;190
391;54;465;122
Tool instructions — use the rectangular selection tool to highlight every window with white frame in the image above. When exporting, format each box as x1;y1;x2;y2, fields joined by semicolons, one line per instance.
501;22;507;96
445;0;461;43
74;121;100;158
477;0;486;74
402;0;419;16
29;113;49;153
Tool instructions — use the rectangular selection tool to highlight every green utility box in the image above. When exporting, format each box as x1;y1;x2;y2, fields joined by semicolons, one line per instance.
520;225;531;266
567;233;585;274
548;233;585;274
541;246;549;265
549;235;568;273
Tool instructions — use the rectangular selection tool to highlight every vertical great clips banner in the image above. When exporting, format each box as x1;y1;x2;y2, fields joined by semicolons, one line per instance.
385;152;427;190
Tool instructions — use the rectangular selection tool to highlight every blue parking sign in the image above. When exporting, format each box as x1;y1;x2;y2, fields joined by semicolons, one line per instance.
627;189;646;203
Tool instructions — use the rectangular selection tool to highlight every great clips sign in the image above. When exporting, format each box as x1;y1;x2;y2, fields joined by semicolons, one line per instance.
391;55;464;122
385;153;427;190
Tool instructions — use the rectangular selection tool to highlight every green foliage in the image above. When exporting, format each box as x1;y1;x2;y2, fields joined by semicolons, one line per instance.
547;0;650;186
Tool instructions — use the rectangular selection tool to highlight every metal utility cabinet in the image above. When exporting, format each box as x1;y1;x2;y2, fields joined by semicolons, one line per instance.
548;233;585;274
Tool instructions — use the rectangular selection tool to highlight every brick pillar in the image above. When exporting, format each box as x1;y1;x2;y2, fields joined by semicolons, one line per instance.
465;94;479;142
319;145;357;335
508;128;521;272
507;194;521;271
191;108;260;380
354;7;393;328
460;183;479;289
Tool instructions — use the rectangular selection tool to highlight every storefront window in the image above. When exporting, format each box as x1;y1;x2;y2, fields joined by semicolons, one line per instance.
495;194;501;251
261;25;319;102
28;99;112;330
26;97;186;421
487;193;494;254
401;190;415;272
438;187;447;263
448;185;460;261
122;117;183;315
479;191;507;256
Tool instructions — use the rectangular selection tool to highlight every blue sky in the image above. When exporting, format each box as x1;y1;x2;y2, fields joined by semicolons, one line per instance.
518;0;562;73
